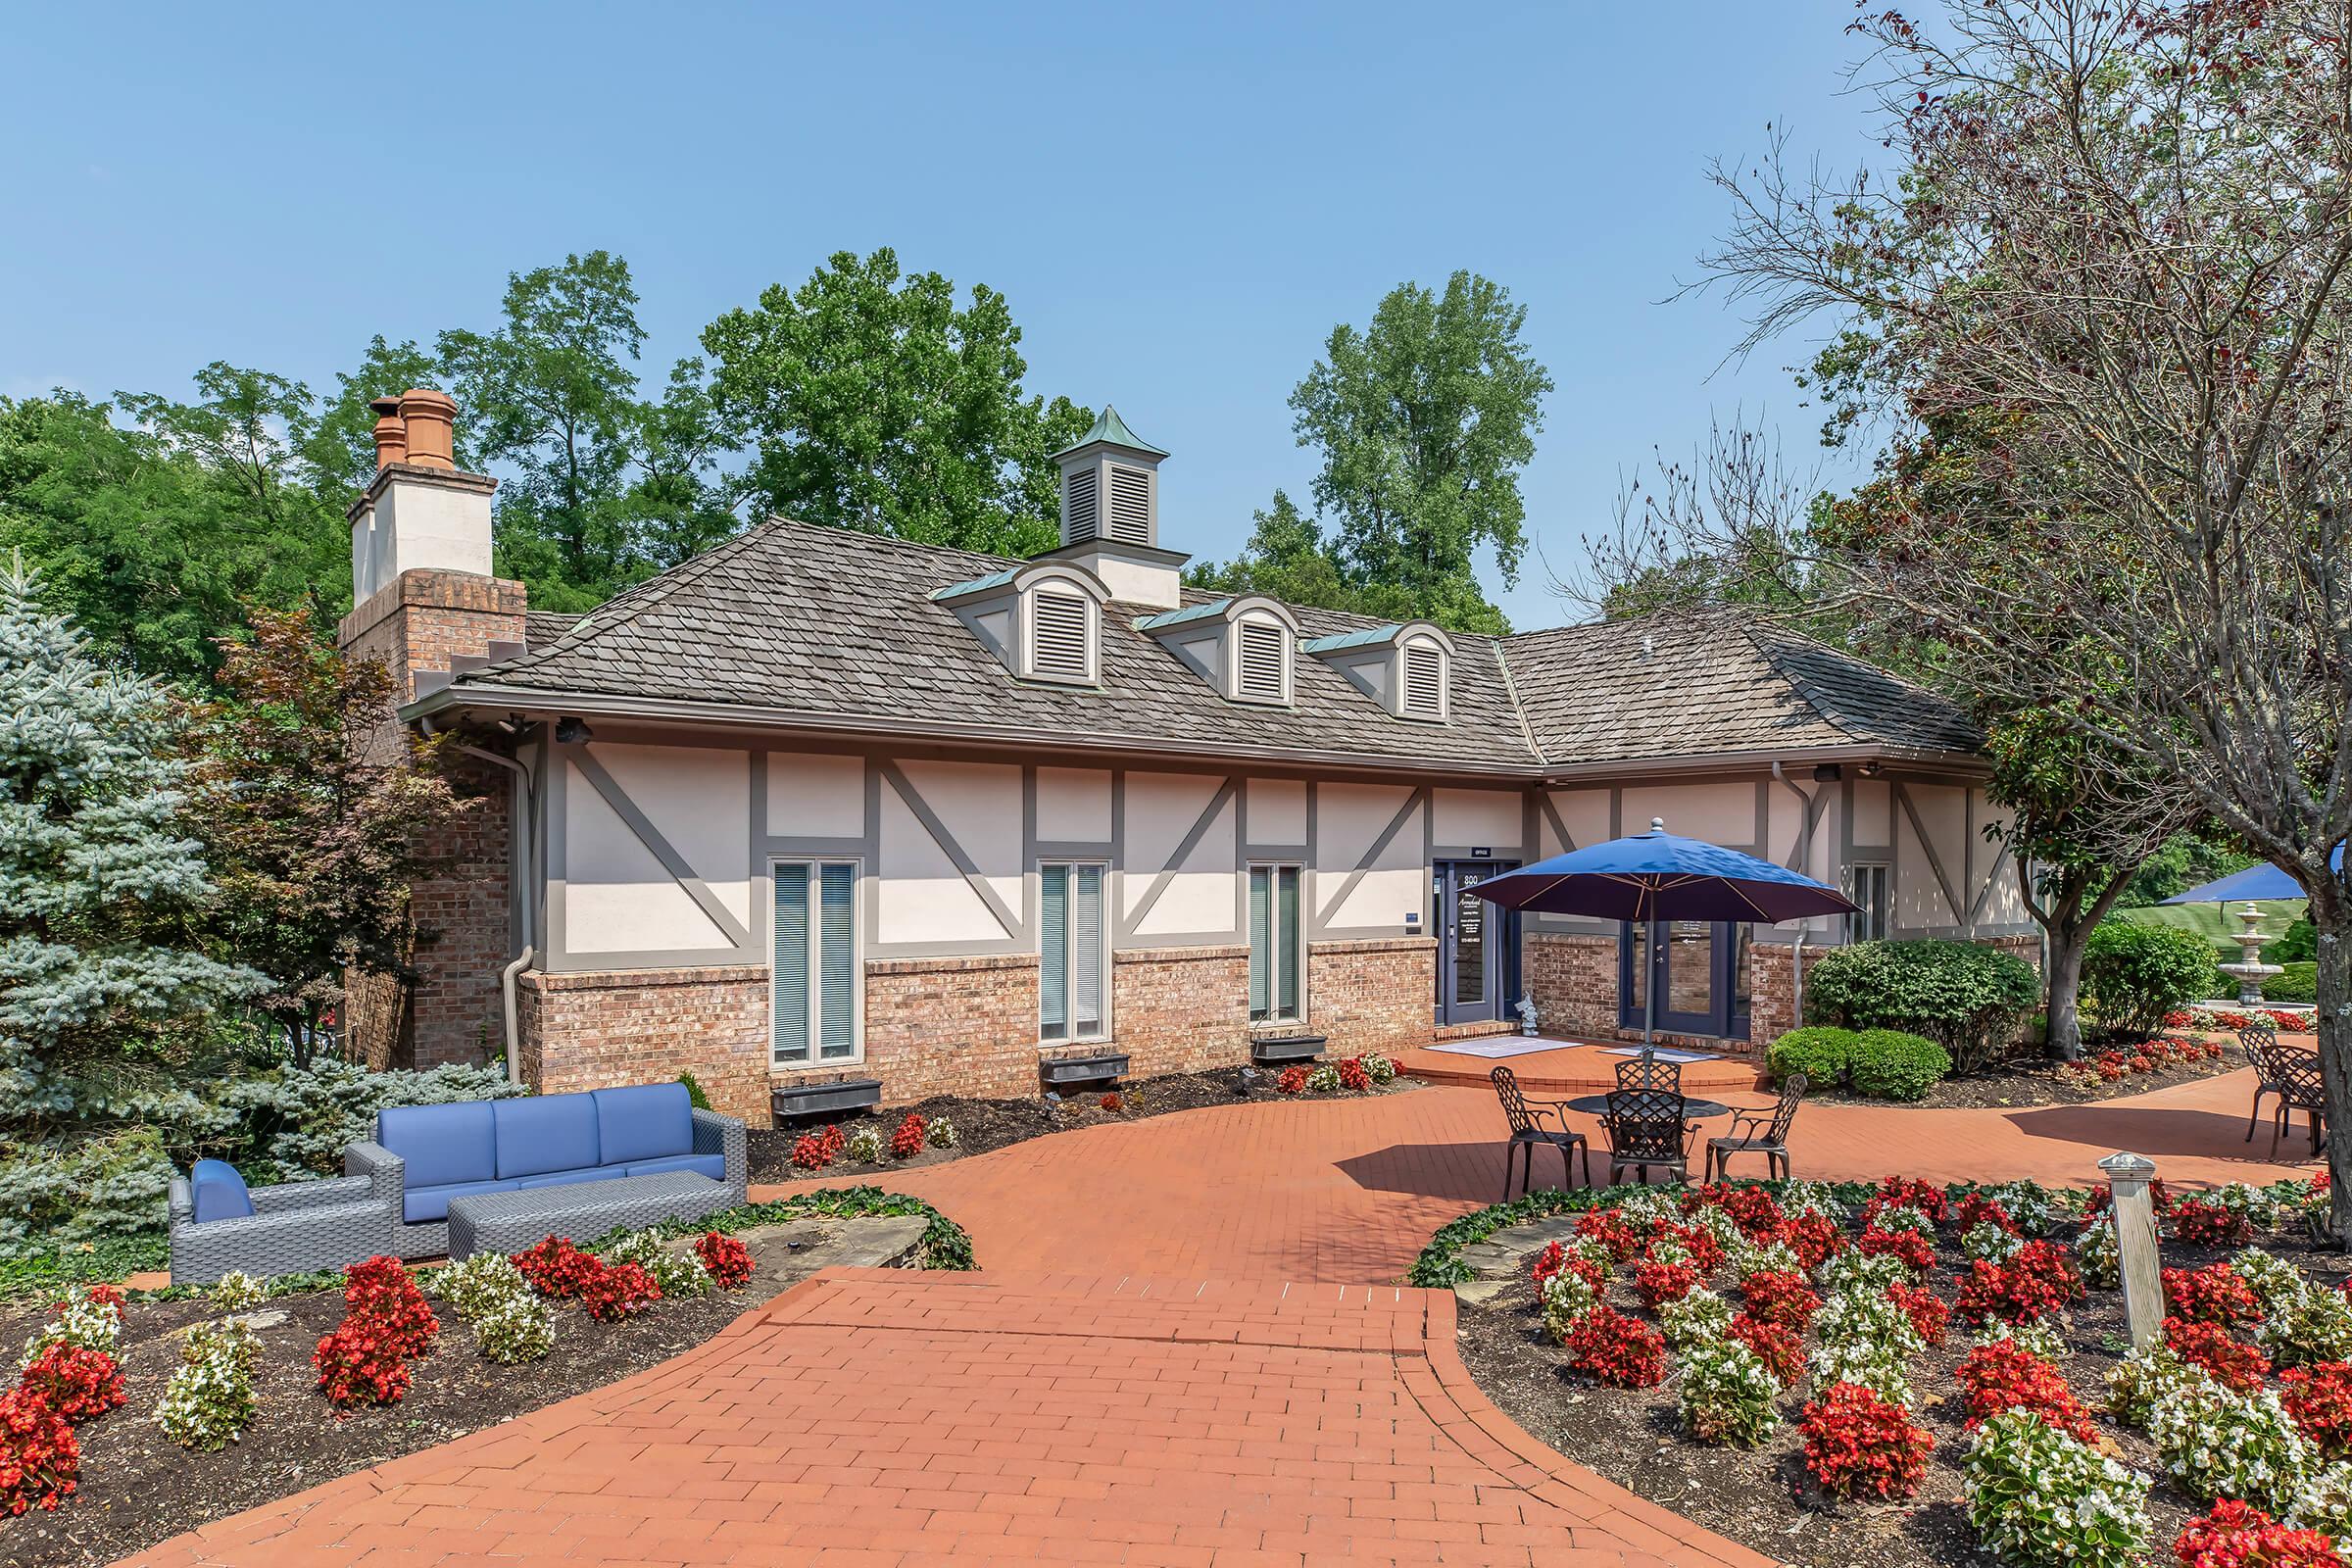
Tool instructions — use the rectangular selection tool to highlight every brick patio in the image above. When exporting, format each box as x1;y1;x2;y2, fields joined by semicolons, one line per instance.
125;1269;1768;1568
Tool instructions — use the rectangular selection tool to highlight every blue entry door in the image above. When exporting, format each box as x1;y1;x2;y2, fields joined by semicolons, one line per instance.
1619;920;1753;1039
1435;861;1517;1026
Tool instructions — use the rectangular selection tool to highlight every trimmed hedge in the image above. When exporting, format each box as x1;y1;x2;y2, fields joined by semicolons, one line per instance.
1804;939;2040;1074
1767;1025;1949;1100
2082;921;2225;1036
2268;962;2318;1004
1847;1030;1951;1102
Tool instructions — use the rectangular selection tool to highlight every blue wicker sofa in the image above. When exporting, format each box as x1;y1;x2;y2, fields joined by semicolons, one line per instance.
346;1083;747;1259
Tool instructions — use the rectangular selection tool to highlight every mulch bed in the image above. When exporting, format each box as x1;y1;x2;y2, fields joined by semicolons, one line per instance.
0;1214;922;1568
1808;1043;2239;1112
747;1065;1421;1183
1454;1211;2352;1568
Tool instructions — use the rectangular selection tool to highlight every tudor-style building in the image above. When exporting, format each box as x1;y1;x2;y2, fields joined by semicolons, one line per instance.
341;391;2034;1127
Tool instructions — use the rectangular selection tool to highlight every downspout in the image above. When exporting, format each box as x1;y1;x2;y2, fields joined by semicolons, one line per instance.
421;717;540;1085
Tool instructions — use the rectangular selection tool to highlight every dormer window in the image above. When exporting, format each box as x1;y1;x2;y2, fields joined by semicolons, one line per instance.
1301;620;1455;722
931;561;1110;689
1028;588;1096;684
1135;596;1300;708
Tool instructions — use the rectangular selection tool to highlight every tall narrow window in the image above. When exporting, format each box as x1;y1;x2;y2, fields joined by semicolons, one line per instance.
773;860;859;1065
1040;862;1105;1042
1249;864;1303;1023
1844;862;1890;942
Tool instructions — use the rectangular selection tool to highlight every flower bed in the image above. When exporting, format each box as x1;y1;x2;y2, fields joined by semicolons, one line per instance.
0;1188;974;1568
1444;1171;2352;1568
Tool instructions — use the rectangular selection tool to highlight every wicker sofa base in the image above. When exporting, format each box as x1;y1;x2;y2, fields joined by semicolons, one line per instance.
443;1170;743;1260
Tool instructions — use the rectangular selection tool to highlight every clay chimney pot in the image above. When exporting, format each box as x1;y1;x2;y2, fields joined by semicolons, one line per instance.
397;388;458;469
370;406;409;470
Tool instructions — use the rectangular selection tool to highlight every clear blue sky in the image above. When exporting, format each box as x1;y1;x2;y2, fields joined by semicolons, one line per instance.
2;1;1883;629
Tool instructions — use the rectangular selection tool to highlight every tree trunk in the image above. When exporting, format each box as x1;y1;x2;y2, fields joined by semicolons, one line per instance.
2313;888;2352;1246
2045;932;2087;1061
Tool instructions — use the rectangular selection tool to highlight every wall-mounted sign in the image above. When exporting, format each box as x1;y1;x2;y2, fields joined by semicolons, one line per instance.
1470;847;1493;858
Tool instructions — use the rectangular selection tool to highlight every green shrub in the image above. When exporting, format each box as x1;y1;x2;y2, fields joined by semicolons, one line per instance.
677;1071;711;1110
1804;939;2041;1074
1847;1029;1952;1101
1767;1027;1858;1087
2276;915;2319;962
2082;921;2225;1036
2269;962;2318;1004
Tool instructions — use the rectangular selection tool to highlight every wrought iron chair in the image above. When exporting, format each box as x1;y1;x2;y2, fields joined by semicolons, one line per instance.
1601;1086;1692;1186
2271;1048;2328;1158
1704;1074;1807;1182
1490;1066;1591;1198
2238;1022;2288;1143
1614;1050;1684;1097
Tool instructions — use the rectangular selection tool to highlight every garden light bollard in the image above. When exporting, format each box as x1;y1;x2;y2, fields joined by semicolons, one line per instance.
2099;1151;2163;1350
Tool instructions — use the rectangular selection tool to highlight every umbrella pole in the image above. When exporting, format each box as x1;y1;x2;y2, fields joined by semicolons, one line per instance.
1641;891;1658;1054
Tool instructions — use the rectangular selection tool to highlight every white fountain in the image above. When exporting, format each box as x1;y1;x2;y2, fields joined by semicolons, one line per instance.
2216;902;2283;1004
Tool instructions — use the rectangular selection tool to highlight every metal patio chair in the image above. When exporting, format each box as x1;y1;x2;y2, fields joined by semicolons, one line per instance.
1491;1066;1591;1199
2238;1022;2289;1143
1614;1049;1684;1097
2271;1047;2328;1158
1601;1086;1692;1186
1704;1074;1806;1182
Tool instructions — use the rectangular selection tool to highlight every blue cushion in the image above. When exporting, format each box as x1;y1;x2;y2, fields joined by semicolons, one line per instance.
377;1102;497;1189
512;1166;631;1192
622;1153;726;1182
591;1084;693;1166
189;1160;254;1223
492;1094;601;1180
402;1177;517;1224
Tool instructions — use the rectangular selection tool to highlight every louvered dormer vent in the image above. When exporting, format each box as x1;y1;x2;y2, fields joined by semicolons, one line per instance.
1106;465;1152;545
1030;589;1095;683
1064;468;1100;543
1401;643;1446;718
1236;619;1290;705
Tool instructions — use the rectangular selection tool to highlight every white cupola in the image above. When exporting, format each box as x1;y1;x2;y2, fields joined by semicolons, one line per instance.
1033;406;1188;610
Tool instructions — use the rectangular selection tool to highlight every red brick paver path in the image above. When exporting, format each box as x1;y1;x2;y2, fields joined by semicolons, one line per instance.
865;1065;2315;1280
127;1269;1768;1568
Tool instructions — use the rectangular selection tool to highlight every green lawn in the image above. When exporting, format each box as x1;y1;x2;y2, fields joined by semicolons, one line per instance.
2115;898;2305;952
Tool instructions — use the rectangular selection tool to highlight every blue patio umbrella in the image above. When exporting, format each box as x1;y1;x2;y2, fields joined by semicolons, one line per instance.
1471;818;1859;1050
2159;848;2341;906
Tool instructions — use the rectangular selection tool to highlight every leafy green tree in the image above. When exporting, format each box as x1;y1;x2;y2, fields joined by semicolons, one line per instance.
1187;491;1415;620
0;390;344;682
0;563;263;1130
439;251;657;609
702;247;1090;556
190;604;471;1068
1288;271;1550;635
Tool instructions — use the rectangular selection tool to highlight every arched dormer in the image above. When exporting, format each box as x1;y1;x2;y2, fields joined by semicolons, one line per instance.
1133;596;1304;708
1301;620;1455;722
930;561;1112;688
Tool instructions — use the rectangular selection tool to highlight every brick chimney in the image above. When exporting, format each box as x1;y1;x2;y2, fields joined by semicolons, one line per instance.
340;389;524;697
337;390;527;1072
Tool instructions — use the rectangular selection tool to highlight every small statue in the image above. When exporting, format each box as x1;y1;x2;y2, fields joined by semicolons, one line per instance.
1516;994;1541;1037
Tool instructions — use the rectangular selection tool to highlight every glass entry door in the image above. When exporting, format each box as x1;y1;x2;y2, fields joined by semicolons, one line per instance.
1620;920;1753;1039
1435;861;1516;1026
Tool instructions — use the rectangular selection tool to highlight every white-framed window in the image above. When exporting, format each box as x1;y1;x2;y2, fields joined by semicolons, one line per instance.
772;859;860;1066
1249;862;1304;1023
1844;862;1890;943
1040;861;1107;1042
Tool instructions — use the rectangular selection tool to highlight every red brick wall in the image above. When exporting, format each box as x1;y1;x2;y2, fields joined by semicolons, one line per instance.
1525;933;1622;1038
337;568;530;1071
863;954;1042;1103
518;965;770;1125
1306;938;1436;1056
1113;946;1253;1077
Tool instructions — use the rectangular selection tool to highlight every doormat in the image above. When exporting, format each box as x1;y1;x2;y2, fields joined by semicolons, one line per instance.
1426;1037;1575;1059
1597;1046;1721;1064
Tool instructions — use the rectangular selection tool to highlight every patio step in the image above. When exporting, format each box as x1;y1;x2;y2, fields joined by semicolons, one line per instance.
1397;1039;1769;1096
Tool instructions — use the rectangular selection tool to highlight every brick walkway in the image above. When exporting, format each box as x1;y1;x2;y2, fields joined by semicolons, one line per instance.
864;1064;2315;1279
127;1269;1767;1568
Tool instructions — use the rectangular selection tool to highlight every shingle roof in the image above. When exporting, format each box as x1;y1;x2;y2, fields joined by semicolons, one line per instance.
523;611;581;647
443;517;1980;775
1502;616;1981;767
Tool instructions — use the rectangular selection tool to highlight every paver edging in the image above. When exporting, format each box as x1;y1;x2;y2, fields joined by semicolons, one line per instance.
1406;1286;1782;1568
